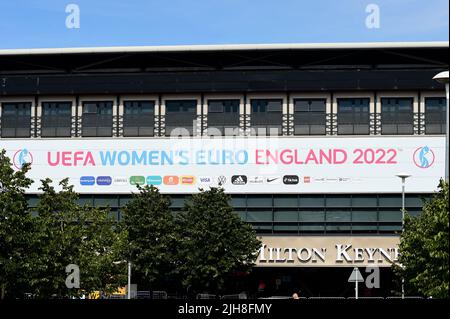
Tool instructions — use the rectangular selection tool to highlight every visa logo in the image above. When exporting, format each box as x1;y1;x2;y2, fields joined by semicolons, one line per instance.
198;176;212;184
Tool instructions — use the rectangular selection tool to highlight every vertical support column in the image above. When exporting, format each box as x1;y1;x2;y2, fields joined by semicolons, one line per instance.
202;95;208;137
159;95;166;137
118;96;124;137
418;92;426;135
77;97;83;137
196;95;204;137
35;97;41;138
413;94;420;135
30;97;37;138
282;93;292;136
114;96;121;137
327;93;337;135
154;97;160;137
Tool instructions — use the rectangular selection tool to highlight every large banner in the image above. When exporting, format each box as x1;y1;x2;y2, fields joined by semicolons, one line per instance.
1;136;445;194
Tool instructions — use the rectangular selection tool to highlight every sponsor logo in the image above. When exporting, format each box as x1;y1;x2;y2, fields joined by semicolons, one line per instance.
130;176;145;185
338;177;350;182
13;149;33;169
163;176;179;185
147;176;162;185
266;177;281;184
303;176;311;183
198;176;212;184
181;176;196;185
113;177;128;185
248;176;264;184
231;175;247;185
96;176;112;186
80;176;95;186
217;176;227;186
413;146;435;169
283;175;299;185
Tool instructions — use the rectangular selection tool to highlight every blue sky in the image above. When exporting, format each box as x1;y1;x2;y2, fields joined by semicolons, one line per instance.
0;0;448;49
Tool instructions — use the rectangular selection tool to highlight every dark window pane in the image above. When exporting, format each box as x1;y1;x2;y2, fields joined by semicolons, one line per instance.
123;100;155;137
425;97;446;135
82;101;113;137
294;99;326;135
381;98;414;135
1;102;32;138
41;102;72;137
165;100;197;136
337;98;370;135
207;100;240;136
250;99;282;136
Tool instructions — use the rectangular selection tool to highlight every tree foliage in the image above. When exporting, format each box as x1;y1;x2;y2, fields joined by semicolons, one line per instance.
121;185;178;289
32;178;126;298
394;180;449;298
0;149;35;299
176;188;261;294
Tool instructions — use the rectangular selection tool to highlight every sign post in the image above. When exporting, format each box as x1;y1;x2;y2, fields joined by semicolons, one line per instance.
348;267;364;299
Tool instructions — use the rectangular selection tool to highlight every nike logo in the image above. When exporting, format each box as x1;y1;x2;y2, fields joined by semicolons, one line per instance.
267;178;279;182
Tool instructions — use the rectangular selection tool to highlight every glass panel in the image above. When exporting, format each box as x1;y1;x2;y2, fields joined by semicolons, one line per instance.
378;195;402;207
300;196;325;207
379;210;402;222
247;195;272;207
247;210;273;222
326;195;351;207
299;210;325;222
352;210;377;222
326;210;351;222
274;210;298;222
352;195;377;207
231;196;247;207
273;195;298;207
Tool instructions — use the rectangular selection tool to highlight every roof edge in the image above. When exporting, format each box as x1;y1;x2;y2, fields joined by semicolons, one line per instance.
0;41;448;56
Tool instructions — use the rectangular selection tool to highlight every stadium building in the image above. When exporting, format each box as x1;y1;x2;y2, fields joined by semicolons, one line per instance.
0;42;448;297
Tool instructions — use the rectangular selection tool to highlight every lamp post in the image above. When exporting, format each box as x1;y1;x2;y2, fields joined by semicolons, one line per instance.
113;260;132;299
433;71;449;182
396;172;411;299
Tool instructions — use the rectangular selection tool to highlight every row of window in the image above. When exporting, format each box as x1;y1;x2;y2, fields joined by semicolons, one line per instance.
26;193;428;235
1;97;446;138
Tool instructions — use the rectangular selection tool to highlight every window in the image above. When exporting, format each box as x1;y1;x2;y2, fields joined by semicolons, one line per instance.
82;101;113;137
165;100;197;136
381;98;414;135
1;102;32;138
293;99;326;135
41;102;72;137
425;97;446;134
337;98;370;135
250;99;283;136
207;99;240;136
123;100;155;137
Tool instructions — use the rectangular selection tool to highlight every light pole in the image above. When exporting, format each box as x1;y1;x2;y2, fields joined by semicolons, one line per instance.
433;71;449;183
396;172;411;299
113;260;132;299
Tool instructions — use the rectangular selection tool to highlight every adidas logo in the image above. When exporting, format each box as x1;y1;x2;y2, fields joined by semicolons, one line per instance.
231;175;247;185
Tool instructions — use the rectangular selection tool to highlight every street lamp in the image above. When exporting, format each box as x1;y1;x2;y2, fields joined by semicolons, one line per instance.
396;172;411;299
113;260;132;299
433;71;449;183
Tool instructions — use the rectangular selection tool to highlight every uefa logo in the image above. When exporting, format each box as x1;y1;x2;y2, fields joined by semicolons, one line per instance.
413;146;435;169
13;149;33;169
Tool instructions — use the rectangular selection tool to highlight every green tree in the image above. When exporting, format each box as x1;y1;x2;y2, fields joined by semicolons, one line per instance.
0;149;35;299
32;178;125;298
394;180;449;298
121;185;178;290
177;188;261;294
